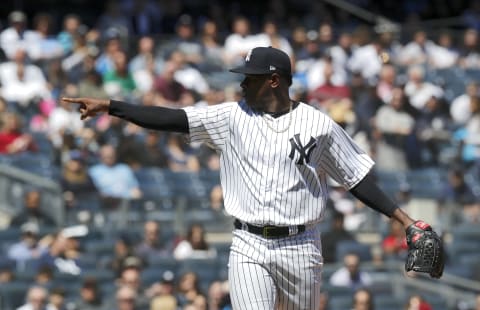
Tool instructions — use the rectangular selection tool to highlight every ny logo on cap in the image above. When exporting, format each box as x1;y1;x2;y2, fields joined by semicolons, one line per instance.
269;65;276;70
245;49;253;62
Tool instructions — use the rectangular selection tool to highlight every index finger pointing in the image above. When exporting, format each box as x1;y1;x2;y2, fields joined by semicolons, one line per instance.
62;97;84;105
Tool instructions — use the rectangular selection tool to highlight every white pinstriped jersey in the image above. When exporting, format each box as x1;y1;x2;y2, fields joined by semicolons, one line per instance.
183;100;374;226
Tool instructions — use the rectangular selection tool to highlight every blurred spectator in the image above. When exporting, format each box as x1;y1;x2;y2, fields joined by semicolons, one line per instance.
103;50;136;99
451;82;478;126
153;58;188;105
134;220;171;261
150;295;177;310
329;32;353;73
121;0;162;36
404;65;444;111
405;294;433;310
176;271;203;307
0;11;35;60
321;209;354;263
145;270;176;299
0;48;51;114
224;16;255;67
77;70;109;99
34;265;54;286
198;19;226;73
254;19;293;58
381;219;408;260
7;222;47;263
162;14;204;67
107;234;135;277
441;167;476;205
37;228;85;275
0;112;38;154
47;287;68;310
62;25;97;84
95;29;123;75
207;280;230;310
455;95;480;163
130;36;160;94
168;49;209;96
88;144;142;199
398;30;430;66
136;131;168;168
96;1;133;40
376;64;397;104
27;12;64;62
60;150;97;208
415;94;452;165
329;252;372;289
351;288;374;310
72;277;104;310
57;14;82;55
48;85;84;148
209;185;224;212
17;285;53;310
165;133;200;172
173;223;216;260
373;87;416;171
114;285;138;310
347;34;384;83
115;262;149;310
0;259;15;283
10;189;56;228
458;28;480;69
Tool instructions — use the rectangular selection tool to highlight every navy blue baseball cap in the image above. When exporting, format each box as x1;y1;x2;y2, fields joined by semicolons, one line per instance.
230;46;292;76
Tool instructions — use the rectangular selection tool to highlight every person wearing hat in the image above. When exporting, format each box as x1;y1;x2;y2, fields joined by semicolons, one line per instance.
63;46;440;309
0;10;34;60
7;221;47;263
72;277;104;310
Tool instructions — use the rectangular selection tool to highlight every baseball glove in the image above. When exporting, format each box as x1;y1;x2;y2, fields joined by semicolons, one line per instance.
405;220;444;278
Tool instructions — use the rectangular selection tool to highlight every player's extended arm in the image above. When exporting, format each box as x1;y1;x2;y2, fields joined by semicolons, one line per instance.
350;173;444;278
61;98;189;133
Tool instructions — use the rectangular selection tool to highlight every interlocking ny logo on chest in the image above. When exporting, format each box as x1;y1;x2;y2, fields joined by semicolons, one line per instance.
289;134;316;165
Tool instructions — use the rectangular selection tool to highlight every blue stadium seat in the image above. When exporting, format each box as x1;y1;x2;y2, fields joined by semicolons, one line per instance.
335;240;372;262
0;282;29;310
406;168;446;198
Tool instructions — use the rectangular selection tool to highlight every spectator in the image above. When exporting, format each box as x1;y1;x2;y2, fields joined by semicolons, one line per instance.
129;36;161;93
10;189;56;228
376;64;397;104
116;262;149;310
134;220;171;261
207;280;230;310
153;58;188;105
254;19;293;58
17;285;54;310
458;28;480;69
72;277;104;310
373;87;416;171
0;259;15;283
404;65;444;111
150;295;177;310
145;270;176;299
94;29;123;75
456;95;480;163
34;265;54;286
352;288;374;310
47;84;84;148
176;271;203;307
136;131;168;168
46;287;68;310
27;12;64;62
88;144;142;200
405;294;433;310
381;219;408;260
165;133;200;172
168;49;209;96
347;34;385;83
223;16;255;67
0;112;37;154
7;222;47;263
321;210;354;263
77;70;109;99
62;25;97;84
451;82;479;126
106;234;135;277
0;11;35;60
57;14;82;55
173;223;216;260
398;29;430;66
329;252;372;289
198;19;226;73
0;48;51;115
96;1;133;40
114;285;138;310
103;50;137;99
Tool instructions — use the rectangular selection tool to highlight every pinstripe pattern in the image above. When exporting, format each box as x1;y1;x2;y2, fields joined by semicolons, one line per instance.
183;100;374;309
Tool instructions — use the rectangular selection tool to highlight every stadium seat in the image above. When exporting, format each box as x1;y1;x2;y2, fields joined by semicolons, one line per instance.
0;282;30;310
335;240;372;262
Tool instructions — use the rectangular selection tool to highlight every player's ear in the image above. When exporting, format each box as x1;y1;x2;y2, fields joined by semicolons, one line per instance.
270;73;281;88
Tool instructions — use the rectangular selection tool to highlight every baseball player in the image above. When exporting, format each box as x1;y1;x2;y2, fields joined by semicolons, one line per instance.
63;46;443;310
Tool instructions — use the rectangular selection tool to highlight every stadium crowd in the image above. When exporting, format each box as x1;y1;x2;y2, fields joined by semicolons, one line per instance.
1;0;480;309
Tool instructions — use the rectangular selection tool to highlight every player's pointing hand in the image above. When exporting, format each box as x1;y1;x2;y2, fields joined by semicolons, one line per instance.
62;97;110;120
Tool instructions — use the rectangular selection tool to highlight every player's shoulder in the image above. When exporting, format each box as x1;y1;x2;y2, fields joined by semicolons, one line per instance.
296;102;334;122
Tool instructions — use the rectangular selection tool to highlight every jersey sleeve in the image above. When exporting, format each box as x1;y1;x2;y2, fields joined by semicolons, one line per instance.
315;119;375;190
182;102;234;151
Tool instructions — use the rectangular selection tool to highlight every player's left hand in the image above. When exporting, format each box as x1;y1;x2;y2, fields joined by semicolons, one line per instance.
405;220;444;278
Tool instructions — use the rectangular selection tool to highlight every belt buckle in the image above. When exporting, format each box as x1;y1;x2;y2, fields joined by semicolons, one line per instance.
262;226;275;238
241;222;248;231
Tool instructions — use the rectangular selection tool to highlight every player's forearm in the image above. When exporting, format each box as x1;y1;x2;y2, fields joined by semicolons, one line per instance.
349;173;414;228
109;100;189;133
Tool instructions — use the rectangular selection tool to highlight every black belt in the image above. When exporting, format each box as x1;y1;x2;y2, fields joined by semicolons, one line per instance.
234;219;305;239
